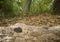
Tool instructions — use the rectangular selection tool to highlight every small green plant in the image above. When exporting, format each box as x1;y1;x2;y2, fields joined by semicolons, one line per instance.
30;0;53;13
41;21;47;25
0;0;20;17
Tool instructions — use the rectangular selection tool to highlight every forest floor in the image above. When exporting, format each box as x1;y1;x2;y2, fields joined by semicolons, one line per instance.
0;13;60;27
0;13;60;42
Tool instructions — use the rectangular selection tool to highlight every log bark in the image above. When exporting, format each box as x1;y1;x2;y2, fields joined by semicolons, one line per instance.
0;23;60;42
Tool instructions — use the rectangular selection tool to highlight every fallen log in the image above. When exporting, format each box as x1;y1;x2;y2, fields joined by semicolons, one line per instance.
0;23;60;42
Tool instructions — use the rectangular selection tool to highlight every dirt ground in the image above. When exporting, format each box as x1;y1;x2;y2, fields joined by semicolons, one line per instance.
0;14;60;27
